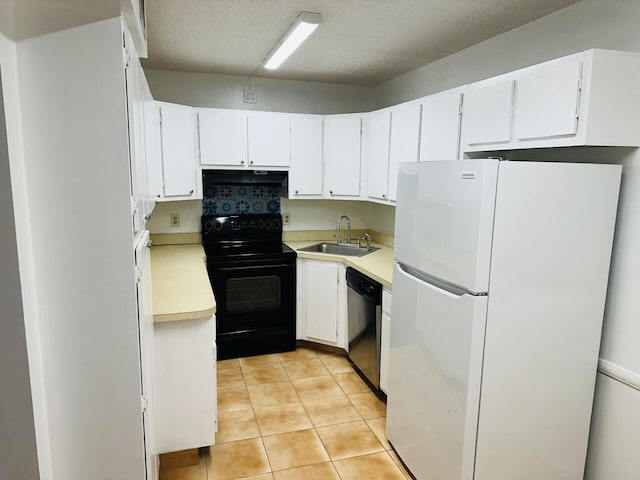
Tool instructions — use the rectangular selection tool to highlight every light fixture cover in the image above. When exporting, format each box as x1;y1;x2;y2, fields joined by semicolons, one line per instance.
264;11;323;70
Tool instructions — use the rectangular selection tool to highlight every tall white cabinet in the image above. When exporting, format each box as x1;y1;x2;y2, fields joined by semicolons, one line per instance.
323;115;362;198
158;103;197;199
289;115;324;198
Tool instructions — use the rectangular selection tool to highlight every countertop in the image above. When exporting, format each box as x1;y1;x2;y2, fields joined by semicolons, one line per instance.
150;244;216;323
285;240;394;288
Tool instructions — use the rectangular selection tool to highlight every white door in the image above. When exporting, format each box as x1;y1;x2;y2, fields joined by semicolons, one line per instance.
198;109;248;167
386;262;487;480
366;110;391;201
304;260;339;343
388;102;421;201
513;59;582;141
420;89;462;162
462;81;514;146
134;232;159;480
324;115;362;198
394;159;498;293
290;116;323;197
247;111;291;167
159;103;197;197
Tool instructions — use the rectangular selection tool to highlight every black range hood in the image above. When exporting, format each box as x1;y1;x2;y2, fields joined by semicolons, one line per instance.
203;169;288;186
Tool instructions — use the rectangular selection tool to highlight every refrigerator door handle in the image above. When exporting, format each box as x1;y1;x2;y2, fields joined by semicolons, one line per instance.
396;262;480;298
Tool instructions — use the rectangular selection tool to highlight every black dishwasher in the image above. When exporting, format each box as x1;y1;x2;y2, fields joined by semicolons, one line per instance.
346;267;383;389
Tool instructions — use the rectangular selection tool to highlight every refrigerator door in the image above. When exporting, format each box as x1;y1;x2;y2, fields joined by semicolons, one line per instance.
395;159;499;293
386;262;488;480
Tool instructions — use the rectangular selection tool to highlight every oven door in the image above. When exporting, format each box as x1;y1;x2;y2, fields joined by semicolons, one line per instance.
207;257;296;343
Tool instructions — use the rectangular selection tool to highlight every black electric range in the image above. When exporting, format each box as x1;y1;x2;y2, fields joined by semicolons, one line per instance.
202;214;296;360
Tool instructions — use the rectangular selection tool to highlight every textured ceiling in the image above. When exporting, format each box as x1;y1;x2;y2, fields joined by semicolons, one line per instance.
0;0;119;41
143;0;580;86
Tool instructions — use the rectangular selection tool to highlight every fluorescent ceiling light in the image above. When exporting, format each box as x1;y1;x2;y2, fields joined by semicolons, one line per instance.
264;11;323;70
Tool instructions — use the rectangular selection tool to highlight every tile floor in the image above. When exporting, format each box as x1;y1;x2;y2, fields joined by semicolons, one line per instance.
159;347;414;480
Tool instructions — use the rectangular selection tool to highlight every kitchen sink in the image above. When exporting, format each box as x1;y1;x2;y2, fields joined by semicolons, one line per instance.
298;242;379;257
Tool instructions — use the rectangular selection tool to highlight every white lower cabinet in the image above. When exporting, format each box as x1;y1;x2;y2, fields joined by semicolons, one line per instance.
153;315;217;453
297;259;348;350
379;288;392;394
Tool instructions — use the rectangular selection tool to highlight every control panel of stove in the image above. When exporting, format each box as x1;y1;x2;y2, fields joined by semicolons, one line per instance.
203;214;282;236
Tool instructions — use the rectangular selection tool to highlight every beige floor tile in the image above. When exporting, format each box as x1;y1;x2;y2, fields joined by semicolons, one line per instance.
318;354;353;374
277;348;318;362
242;364;290;386
333;371;370;394
315;420;384;460
206;438;271;480
272;462;340;480
302;394;362;427
217;358;240;371
254;402;313;436
217;368;245;390
247;381;300;408
366;417;392;450
217;386;252;413
333;451;406;480
159;448;199;470
388;449;416;479
242;474;275;480
240;353;281;368
262;429;329;471
291;375;344;402
216;409;261;443
159;454;207;480
282;358;330;379
349;392;387;419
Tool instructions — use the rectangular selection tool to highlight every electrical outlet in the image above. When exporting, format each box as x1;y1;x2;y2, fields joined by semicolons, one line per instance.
243;89;257;104
283;212;291;225
170;213;180;227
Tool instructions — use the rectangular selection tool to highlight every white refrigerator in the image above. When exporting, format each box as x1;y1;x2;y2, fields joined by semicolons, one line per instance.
386;159;621;480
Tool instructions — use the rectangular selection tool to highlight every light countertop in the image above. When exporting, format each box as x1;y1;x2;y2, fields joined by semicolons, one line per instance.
285;240;394;288
150;244;216;323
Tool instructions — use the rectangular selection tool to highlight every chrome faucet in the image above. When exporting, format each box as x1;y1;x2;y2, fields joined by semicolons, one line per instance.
336;215;352;245
358;233;372;250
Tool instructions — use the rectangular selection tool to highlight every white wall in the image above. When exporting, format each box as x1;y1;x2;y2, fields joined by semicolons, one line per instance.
15;18;145;479
374;0;640;108
0;31;52;480
147;200;203;234
0;61;40;480
145;69;375;114
372;1;640;476
281;199;370;232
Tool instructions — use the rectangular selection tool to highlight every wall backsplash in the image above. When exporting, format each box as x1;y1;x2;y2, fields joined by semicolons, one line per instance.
202;184;281;215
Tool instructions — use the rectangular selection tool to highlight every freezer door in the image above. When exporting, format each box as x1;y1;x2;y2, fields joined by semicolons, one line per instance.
395;159;498;293
386;262;488;480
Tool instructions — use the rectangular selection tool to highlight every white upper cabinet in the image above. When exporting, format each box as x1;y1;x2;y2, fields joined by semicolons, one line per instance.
159;102;197;199
420;88;463;162
247;112;291;167
388;102;422;201
462;80;515;147
289;115;323;198
513;59;582;141
323;114;362;198
366;109;391;201
461;49;640;152
198;109;248;167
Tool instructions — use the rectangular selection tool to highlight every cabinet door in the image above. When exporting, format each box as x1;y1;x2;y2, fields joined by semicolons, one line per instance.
420;89;462;162
324;115;362;198
462;80;514;146
144;98;162;211
380;311;391;394
513;60;582;141
159;103;197;197
366;110;391;201
304;260;339;343
389;102;421;201
198;109;248;167
290;116;323;197
248;112;291;167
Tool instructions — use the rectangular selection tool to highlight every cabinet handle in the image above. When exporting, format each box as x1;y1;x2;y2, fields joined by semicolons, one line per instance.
156;194;161;198
189;189;194;195
295;190;299;194
382;194;386;198
250;160;254;165
146;240;153;248
330;190;334;195
241;160;245;165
